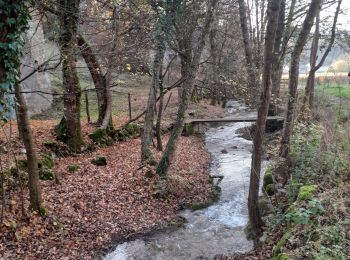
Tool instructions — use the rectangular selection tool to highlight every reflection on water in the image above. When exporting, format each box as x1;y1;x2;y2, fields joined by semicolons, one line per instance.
104;101;256;260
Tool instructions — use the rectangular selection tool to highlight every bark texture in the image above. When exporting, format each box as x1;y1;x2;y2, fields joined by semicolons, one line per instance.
15;83;43;211
141;31;166;162
77;35;107;125
58;0;82;152
249;0;281;243
280;0;322;158
238;0;260;104
156;0;218;176
303;0;341;111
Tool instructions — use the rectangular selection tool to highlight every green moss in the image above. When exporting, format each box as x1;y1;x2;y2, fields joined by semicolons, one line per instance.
273;228;292;256
190;186;221;211
273;253;290;260
55;116;68;142
183;123;195;136
89;129;106;142
91;155;107;166
67;164;79;173
265;184;275;195
43;140;59;150
39;169;55;180
297;185;317;201
263;169;274;192
39;155;54;169
38;205;48;217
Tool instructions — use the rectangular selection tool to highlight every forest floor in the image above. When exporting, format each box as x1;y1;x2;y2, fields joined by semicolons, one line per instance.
0;88;224;259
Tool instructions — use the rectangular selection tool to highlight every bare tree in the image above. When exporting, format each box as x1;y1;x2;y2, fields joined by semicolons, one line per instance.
302;0;342;111
156;0;219;176
77;35;107;126
280;0;323;159
248;0;282;244
15;83;43;211
238;0;261;104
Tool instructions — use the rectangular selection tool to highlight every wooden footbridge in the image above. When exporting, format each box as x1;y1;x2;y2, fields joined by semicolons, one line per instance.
183;116;284;135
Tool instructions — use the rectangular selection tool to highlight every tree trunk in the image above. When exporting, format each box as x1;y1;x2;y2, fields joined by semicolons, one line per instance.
280;0;322;159
141;33;166;162
269;0;286;115
100;6;118;131
272;0;297;100
303;0;341;111
156;79;165;151
156;0;218;176
156;70;195;176
77;35;107;125
303;4;321;113
58;0;82;152
14;83;43;211
249;0;281;244
238;0;260;104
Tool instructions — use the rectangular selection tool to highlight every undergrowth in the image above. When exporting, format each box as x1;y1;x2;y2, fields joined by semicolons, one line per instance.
266;95;350;260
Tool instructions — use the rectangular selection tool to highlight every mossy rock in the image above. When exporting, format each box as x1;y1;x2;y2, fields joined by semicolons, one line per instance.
263;169;274;191
265;184;276;195
39;155;54;169
273;253;290;260
89;129;114;147
67;164;79;173
273;228;292;256
258;197;273;215
91;156;107;166
39;169;55;180
297;185;317;201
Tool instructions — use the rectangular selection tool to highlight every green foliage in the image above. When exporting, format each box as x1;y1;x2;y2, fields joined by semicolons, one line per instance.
285;199;324;225
263;168;274;190
316;84;350;100
67;164;79;173
39;169;54;180
297;185;317;201
273;228;292;256
0;1;31;122
39;155;54;169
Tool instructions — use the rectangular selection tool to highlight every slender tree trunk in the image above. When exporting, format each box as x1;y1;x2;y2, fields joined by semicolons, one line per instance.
280;0;322;159
100;6;117;131
249;0;281;244
77;35;107;125
269;0;286;115
156;78;165;151
58;0;82;152
141;33;166;162
238;0;260;104
14;83;42;211
303;0;341;111
303;4;321;113
272;0;297;99
157;0;218;176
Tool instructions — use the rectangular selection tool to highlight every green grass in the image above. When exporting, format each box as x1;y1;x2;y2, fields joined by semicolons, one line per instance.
316;83;350;99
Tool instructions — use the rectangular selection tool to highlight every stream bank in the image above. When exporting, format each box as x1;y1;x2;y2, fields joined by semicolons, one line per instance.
104;101;259;260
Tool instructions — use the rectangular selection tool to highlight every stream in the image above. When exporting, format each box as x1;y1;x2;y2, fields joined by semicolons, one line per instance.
104;101;258;260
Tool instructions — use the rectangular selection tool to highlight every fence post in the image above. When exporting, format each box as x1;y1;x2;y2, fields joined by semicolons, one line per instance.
85;89;91;123
128;93;132;121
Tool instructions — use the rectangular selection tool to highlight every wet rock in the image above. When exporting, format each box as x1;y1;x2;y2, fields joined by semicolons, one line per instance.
232;145;238;149
221;148;228;154
91;155;107;166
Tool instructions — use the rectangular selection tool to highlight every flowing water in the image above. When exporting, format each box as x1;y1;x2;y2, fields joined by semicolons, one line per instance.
104;101;257;260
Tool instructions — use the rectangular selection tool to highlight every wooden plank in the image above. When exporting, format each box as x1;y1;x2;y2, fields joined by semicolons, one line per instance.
186;116;284;124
